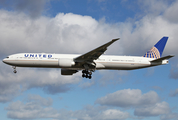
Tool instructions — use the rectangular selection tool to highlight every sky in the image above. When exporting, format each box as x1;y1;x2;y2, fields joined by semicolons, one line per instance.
0;0;178;120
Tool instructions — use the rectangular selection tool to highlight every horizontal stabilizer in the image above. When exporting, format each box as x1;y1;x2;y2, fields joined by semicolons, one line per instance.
151;55;174;63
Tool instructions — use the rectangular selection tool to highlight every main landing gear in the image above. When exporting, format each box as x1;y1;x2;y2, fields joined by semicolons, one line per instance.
82;70;92;79
12;66;17;73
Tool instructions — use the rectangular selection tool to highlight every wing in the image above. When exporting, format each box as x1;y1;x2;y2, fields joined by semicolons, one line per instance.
74;38;119;65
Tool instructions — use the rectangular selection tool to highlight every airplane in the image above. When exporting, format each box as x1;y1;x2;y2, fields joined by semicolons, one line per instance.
2;37;174;79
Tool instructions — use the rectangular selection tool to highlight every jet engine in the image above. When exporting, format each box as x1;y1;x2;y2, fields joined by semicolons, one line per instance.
58;58;75;68
61;69;78;75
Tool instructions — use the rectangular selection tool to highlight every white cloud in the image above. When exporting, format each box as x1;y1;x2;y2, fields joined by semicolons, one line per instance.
1;5;178;57
138;0;168;16
26;94;53;106
6;91;172;120
134;102;170;117
0;0;48;18
72;105;130;120
95;89;160;107
164;0;178;23
0;10;50;54
5;95;130;120
97;109;130;120
160;113;178;120
169;88;178;97
0;10;122;56
0;61;81;102
96;89;173;118
6;95;61;120
79;80;95;88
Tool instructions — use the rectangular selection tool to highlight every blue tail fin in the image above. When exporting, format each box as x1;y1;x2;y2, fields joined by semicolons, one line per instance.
143;37;168;58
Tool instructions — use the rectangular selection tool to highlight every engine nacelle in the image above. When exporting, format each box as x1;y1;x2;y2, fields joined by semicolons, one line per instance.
58;58;75;68
61;69;78;75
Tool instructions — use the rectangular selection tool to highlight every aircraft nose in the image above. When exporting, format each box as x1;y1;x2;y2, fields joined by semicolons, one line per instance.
3;58;6;63
2;58;8;64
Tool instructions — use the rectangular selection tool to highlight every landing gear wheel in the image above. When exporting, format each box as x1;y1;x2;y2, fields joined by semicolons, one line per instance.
82;70;93;79
89;71;92;75
86;74;88;78
13;70;17;73
12;66;17;74
82;74;86;78
88;75;92;79
82;70;86;74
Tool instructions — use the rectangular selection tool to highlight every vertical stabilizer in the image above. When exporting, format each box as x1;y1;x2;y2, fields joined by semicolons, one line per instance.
143;37;168;58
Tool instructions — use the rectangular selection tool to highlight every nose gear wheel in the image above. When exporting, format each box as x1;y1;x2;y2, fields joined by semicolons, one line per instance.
12;66;17;73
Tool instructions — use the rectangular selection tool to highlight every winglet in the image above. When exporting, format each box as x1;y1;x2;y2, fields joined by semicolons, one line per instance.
112;38;120;42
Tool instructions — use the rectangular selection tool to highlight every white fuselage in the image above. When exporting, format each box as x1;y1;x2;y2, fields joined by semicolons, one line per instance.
2;53;168;70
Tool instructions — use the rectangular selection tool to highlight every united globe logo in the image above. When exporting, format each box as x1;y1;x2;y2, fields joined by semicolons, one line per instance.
143;46;160;58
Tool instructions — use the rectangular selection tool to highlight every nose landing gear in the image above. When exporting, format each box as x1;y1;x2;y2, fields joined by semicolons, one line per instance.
82;70;92;79
12;66;17;73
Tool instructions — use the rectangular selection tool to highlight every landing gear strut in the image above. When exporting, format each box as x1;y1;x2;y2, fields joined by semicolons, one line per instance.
12;66;17;73
82;70;92;79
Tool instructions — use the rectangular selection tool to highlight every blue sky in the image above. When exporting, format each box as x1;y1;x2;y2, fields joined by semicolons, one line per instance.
0;0;178;120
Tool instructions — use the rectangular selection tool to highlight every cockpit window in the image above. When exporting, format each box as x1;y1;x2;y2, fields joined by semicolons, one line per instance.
6;57;9;58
